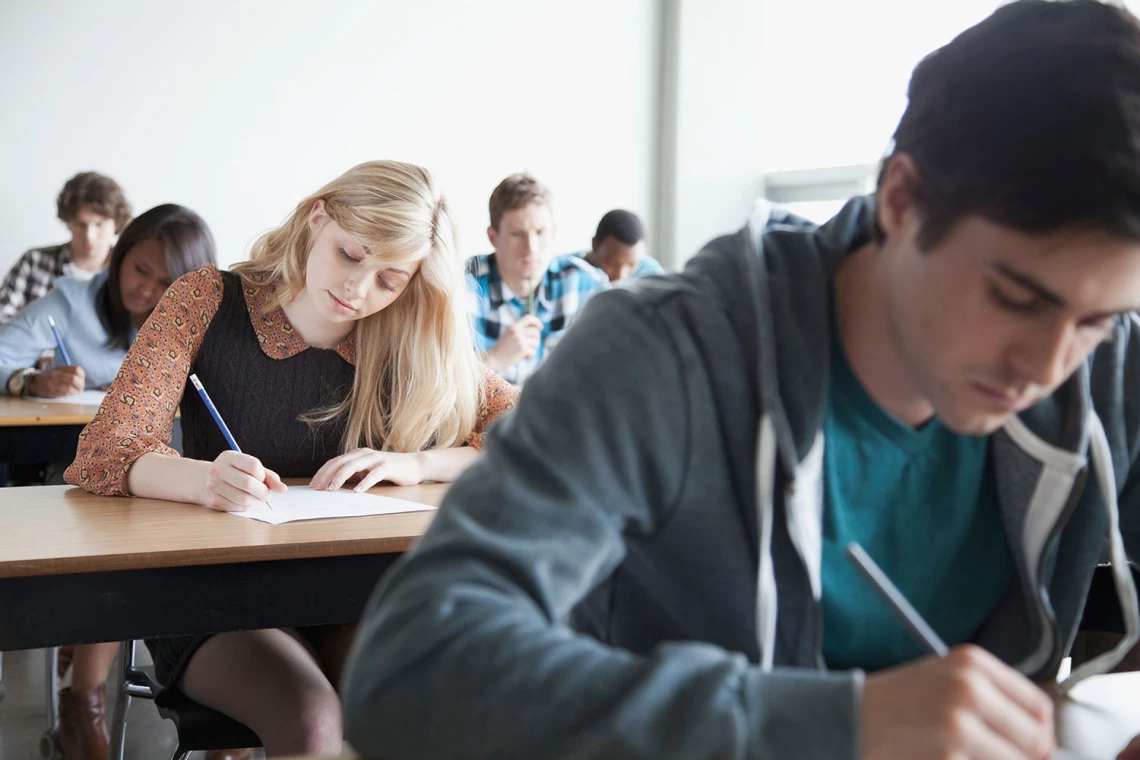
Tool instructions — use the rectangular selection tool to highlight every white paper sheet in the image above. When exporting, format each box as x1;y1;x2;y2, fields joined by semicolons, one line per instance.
224;485;437;525
33;390;107;405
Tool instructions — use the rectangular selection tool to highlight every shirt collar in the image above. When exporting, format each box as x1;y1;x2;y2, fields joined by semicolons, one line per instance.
240;275;356;364
489;256;552;312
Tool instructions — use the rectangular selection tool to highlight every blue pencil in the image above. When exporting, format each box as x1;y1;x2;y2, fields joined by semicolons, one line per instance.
188;373;242;453
47;315;73;366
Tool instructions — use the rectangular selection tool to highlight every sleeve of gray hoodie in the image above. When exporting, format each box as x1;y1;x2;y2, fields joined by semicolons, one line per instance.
340;285;861;760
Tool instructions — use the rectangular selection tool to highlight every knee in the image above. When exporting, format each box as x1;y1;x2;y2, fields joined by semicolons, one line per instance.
269;681;343;754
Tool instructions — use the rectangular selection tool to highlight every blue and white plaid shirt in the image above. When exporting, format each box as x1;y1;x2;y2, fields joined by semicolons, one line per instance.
466;253;609;386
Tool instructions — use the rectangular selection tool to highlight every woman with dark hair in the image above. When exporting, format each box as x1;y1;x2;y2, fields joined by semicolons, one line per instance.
0;204;215;760
0;204;216;399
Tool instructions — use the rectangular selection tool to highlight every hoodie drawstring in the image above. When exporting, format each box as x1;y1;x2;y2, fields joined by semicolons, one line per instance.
1060;413;1140;693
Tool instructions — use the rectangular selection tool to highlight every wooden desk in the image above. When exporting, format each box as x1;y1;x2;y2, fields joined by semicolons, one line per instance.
0;396;103;427
0;481;442;650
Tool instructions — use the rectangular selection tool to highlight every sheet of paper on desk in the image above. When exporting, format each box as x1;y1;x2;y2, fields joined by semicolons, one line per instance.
226;486;437;525
34;390;107;405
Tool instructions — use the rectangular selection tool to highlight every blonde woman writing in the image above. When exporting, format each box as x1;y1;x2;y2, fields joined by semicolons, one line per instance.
64;160;517;758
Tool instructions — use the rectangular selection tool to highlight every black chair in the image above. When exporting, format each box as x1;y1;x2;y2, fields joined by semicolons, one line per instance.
109;641;261;760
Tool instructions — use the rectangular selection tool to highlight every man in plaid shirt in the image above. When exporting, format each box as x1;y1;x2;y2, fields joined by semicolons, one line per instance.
0;172;132;324
467;174;608;386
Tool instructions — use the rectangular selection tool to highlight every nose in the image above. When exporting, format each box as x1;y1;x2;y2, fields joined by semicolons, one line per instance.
344;275;368;301
1008;320;1072;390
137;278;159;302
84;225;98;245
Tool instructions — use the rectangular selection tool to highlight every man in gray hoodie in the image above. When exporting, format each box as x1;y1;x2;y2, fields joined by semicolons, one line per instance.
342;2;1140;758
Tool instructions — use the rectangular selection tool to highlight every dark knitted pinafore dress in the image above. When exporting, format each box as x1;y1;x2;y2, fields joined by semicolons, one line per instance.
145;271;354;690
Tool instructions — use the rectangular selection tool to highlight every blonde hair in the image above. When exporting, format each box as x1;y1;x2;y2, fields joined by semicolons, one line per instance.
232;160;482;453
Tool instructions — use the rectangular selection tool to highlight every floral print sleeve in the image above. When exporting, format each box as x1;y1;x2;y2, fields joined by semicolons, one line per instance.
464;365;518;450
63;266;225;496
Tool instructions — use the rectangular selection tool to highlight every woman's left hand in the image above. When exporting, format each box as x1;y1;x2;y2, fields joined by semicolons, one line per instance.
309;449;426;492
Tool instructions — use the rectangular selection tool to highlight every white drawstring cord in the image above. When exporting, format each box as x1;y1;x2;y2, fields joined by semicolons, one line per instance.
755;416;778;672
1060;414;1140;693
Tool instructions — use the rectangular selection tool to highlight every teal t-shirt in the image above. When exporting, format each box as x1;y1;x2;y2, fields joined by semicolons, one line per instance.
820;321;1014;672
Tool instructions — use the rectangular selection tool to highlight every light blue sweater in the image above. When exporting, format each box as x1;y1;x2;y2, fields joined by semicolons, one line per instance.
0;272;136;393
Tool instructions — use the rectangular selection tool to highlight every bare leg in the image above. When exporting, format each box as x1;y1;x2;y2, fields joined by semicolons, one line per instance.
71;642;119;691
178;628;342;757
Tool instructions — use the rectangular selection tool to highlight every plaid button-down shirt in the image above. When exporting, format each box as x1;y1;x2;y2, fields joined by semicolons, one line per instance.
0;243;95;325
466;253;609;386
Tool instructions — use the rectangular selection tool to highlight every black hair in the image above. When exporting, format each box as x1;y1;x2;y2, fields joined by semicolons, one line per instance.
593;209;645;248
876;0;1140;248
100;204;217;349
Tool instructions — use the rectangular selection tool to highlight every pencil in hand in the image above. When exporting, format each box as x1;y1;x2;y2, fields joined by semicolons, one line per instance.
47;315;73;366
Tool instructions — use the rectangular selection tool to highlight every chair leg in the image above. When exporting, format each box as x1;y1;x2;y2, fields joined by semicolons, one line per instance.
108;641;135;760
44;647;59;732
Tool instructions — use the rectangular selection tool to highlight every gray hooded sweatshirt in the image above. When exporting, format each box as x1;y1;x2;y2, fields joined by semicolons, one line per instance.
342;197;1140;759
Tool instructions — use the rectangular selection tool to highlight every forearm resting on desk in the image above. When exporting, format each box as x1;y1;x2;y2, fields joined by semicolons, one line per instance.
126;452;210;504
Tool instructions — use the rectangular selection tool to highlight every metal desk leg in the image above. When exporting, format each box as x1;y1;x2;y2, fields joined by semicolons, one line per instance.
39;648;62;759
109;641;134;760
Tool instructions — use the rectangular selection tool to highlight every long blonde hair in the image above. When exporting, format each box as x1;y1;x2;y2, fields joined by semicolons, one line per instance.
232;160;482;453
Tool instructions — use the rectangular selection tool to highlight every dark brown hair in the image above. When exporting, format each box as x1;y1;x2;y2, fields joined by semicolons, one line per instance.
488;173;553;230
56;172;132;232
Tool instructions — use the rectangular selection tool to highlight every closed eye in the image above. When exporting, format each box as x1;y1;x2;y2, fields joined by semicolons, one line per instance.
989;284;1038;314
1080;314;1117;336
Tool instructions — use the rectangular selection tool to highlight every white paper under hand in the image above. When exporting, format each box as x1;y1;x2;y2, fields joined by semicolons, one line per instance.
226;485;436;525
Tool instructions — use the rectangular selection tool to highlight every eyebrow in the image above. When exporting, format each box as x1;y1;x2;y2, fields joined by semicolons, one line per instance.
383;267;411;279
994;262;1140;319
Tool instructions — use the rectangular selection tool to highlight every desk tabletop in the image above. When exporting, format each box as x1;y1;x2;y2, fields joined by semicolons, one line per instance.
0;480;443;578
0;395;103;426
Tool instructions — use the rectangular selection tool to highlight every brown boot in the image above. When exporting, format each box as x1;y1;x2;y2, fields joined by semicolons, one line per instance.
204;750;252;760
58;687;109;760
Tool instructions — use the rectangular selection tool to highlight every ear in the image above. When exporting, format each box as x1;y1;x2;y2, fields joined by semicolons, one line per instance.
487;225;500;250
877;153;921;242
591;235;599;253
307;199;327;234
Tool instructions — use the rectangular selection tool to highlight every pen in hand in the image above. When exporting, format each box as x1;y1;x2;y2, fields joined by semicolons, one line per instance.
47;315;73;366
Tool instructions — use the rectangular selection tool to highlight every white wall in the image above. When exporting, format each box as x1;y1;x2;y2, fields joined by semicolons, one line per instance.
0;1;657;271
664;0;1004;265
664;0;1140;265
667;0;770;265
